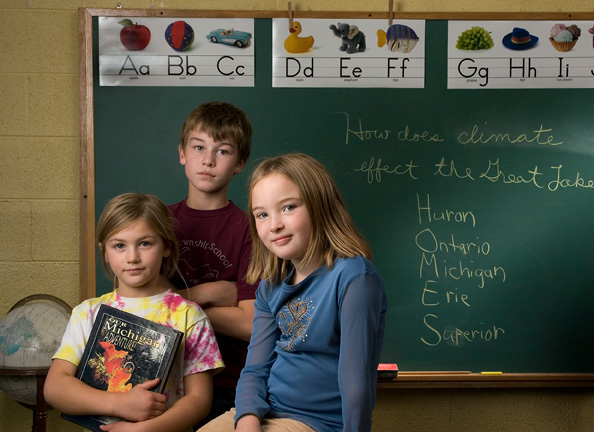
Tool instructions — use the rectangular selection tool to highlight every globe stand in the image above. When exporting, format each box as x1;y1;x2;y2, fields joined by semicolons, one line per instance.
0;366;49;432
0;294;71;432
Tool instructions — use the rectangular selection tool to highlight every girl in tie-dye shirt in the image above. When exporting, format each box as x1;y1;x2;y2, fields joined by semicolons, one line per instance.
45;193;224;432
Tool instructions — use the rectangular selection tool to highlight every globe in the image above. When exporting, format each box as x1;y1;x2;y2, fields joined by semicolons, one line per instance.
0;295;71;406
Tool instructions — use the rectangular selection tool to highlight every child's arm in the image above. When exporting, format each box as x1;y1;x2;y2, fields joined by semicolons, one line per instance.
235;414;262;432
202;299;255;342
179;280;238;308
338;271;386;432
44;359;167;421
178;280;255;342
234;288;278;423
100;372;214;432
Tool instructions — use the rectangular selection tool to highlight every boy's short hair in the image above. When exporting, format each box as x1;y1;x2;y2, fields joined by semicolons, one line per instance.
179;101;252;163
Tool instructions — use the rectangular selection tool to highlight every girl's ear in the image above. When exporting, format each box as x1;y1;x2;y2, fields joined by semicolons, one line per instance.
163;247;171;258
99;243;107;261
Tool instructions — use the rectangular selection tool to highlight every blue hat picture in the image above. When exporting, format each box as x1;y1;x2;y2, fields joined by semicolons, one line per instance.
502;27;539;50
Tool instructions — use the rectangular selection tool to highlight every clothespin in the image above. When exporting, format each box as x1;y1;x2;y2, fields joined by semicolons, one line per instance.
388;0;394;26
288;2;293;29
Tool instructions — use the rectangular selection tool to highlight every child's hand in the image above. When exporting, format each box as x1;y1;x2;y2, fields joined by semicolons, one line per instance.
116;378;167;421
185;281;238;307
99;420;144;432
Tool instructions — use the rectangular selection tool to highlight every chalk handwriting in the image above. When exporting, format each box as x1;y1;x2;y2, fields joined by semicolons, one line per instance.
417;193;476;227
548;165;594;191
415;227;490;256
338;112;391;145
419;253;505;289
412;193;507;347
479;159;545;188
337;112;444;145
434;158;474;180
421;314;505;347
458;123;563;146
355;157;419;184
421;280;471;307
397;125;444;143
353;157;594;193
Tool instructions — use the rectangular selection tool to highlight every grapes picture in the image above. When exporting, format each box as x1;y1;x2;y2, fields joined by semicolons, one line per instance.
456;26;494;50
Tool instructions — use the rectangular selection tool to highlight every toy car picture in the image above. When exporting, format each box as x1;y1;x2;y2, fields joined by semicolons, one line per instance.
206;28;252;48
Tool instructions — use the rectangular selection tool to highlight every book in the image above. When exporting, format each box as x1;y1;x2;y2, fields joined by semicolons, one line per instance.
61;304;183;432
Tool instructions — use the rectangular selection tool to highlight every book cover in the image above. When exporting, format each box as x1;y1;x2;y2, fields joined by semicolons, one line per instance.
61;304;183;431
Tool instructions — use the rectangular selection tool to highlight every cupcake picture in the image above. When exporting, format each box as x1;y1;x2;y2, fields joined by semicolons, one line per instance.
549;23;581;52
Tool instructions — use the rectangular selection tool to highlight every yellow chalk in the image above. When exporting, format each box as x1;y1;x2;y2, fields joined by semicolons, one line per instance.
480;371;503;375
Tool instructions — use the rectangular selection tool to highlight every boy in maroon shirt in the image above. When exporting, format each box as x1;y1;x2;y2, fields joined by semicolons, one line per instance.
168;101;258;428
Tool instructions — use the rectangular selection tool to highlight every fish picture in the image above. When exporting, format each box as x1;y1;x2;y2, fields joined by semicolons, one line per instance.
377;24;419;53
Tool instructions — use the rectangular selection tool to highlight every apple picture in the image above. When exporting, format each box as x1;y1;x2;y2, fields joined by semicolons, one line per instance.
118;19;151;51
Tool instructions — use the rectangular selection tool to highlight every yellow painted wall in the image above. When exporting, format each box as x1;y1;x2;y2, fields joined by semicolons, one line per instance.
0;0;592;430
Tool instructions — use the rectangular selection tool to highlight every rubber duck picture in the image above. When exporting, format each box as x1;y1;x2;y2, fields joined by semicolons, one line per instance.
284;21;314;53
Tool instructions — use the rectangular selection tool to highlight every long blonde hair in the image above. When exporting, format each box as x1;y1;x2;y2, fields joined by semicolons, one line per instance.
246;153;372;284
97;193;180;284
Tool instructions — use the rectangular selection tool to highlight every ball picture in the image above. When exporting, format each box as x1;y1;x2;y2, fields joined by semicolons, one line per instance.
165;20;195;51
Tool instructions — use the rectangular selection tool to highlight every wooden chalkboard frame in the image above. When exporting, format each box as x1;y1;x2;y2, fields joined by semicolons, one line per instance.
78;8;594;387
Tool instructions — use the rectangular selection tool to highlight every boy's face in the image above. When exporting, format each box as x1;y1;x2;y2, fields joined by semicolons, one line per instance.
179;128;245;197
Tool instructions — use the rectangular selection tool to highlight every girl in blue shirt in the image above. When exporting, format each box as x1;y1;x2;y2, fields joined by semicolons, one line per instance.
199;153;387;432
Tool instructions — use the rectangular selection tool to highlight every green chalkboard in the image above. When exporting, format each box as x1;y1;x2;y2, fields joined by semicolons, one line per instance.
83;11;594;375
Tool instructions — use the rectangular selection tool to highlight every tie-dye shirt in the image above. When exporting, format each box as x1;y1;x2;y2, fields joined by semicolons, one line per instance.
53;289;224;407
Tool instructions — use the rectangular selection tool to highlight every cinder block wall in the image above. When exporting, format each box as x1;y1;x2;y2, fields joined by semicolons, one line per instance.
0;1;592;431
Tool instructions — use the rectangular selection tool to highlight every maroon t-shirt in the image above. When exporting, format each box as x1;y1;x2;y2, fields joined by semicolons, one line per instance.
168;199;258;390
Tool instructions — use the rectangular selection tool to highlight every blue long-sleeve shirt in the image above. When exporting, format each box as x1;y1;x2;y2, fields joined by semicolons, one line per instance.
235;256;387;432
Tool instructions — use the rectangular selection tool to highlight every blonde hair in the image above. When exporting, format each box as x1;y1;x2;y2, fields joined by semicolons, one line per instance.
179;101;252;164
97;193;180;284
246;153;372;284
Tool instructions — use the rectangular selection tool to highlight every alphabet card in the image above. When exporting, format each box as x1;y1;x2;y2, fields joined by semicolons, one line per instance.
448;20;594;89
98;17;255;86
272;18;426;88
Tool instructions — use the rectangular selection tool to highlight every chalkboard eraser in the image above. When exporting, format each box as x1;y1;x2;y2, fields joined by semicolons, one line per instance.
378;363;398;379
480;371;503;375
